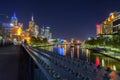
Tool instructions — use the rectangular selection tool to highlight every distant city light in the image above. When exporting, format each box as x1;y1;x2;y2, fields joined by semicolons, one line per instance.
10;23;14;26
96;24;100;28
96;24;102;35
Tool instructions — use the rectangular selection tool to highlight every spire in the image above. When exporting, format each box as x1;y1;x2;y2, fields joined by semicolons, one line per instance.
31;14;34;21
12;12;17;19
13;12;16;18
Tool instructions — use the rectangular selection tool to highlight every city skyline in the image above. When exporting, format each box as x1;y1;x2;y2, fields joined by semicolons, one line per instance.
1;0;120;40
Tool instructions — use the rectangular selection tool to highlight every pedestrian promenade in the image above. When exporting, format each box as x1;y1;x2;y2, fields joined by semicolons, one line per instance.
0;45;28;80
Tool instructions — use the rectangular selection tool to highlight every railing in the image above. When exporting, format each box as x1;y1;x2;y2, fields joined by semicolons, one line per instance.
22;45;54;80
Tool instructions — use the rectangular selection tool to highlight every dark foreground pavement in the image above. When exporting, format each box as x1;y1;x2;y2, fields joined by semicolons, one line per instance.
0;45;28;80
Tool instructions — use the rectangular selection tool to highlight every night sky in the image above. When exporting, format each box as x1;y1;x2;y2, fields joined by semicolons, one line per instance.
0;0;120;40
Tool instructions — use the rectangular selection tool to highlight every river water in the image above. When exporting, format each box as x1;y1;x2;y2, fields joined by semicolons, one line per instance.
40;44;120;71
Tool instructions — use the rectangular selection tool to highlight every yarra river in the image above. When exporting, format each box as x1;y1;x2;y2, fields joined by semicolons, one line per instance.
40;44;120;72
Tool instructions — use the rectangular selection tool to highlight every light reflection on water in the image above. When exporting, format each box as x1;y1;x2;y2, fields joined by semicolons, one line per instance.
70;47;74;58
83;48;119;71
40;44;120;71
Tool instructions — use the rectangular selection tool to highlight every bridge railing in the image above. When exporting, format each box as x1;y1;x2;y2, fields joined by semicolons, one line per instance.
22;44;54;80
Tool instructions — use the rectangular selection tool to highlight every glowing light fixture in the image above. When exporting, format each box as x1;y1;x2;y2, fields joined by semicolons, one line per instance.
111;13;115;19
104;21;107;25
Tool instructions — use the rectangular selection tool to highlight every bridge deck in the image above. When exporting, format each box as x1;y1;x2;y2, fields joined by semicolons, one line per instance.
0;45;27;80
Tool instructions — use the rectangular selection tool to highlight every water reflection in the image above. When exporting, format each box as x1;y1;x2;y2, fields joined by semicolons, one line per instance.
40;46;53;51
95;56;117;71
42;44;120;71
70;46;74;58
94;56;117;71
53;45;64;55
113;65;116;71
95;57;100;66
62;44;67;56
102;59;105;66
76;45;80;58
83;49;118;71
85;49;90;62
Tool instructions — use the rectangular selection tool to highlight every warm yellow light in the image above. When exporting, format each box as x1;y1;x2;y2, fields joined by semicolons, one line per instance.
17;27;22;36
108;17;111;22
104;21;107;25
111;13;115;19
24;37;31;43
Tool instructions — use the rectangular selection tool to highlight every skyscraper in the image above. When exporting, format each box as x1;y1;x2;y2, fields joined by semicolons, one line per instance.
11;12;18;26
10;12;18;37
113;12;120;34
28;15;39;37
101;12;116;35
9;13;23;40
40;26;52;39
96;24;102;35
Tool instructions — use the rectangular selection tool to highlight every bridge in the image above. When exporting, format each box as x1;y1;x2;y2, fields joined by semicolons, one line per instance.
0;40;120;80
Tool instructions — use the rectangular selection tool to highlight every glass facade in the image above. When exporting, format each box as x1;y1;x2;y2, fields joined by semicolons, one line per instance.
113;19;120;26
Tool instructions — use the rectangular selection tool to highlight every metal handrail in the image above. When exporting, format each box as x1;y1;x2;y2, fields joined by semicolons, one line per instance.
22;44;54;80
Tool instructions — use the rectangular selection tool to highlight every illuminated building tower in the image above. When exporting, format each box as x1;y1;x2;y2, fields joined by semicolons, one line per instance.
40;26;52;39
10;12;18;39
11;12;18;26
9;13;24;41
101;12;116;35
44;27;52;39
34;25;39;38
28;15;39;37
113;12;120;34
40;26;45;37
28;15;35;37
25;29;30;37
17;23;23;36
96;24;102;35
44;27;50;39
49;33;52;39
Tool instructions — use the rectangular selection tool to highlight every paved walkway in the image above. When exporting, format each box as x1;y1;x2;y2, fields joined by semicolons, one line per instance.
0;45;27;80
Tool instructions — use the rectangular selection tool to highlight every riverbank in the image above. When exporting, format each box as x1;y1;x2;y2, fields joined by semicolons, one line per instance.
81;45;120;61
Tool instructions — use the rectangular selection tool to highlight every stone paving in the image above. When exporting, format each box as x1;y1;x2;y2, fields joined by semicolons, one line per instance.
0;45;28;80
